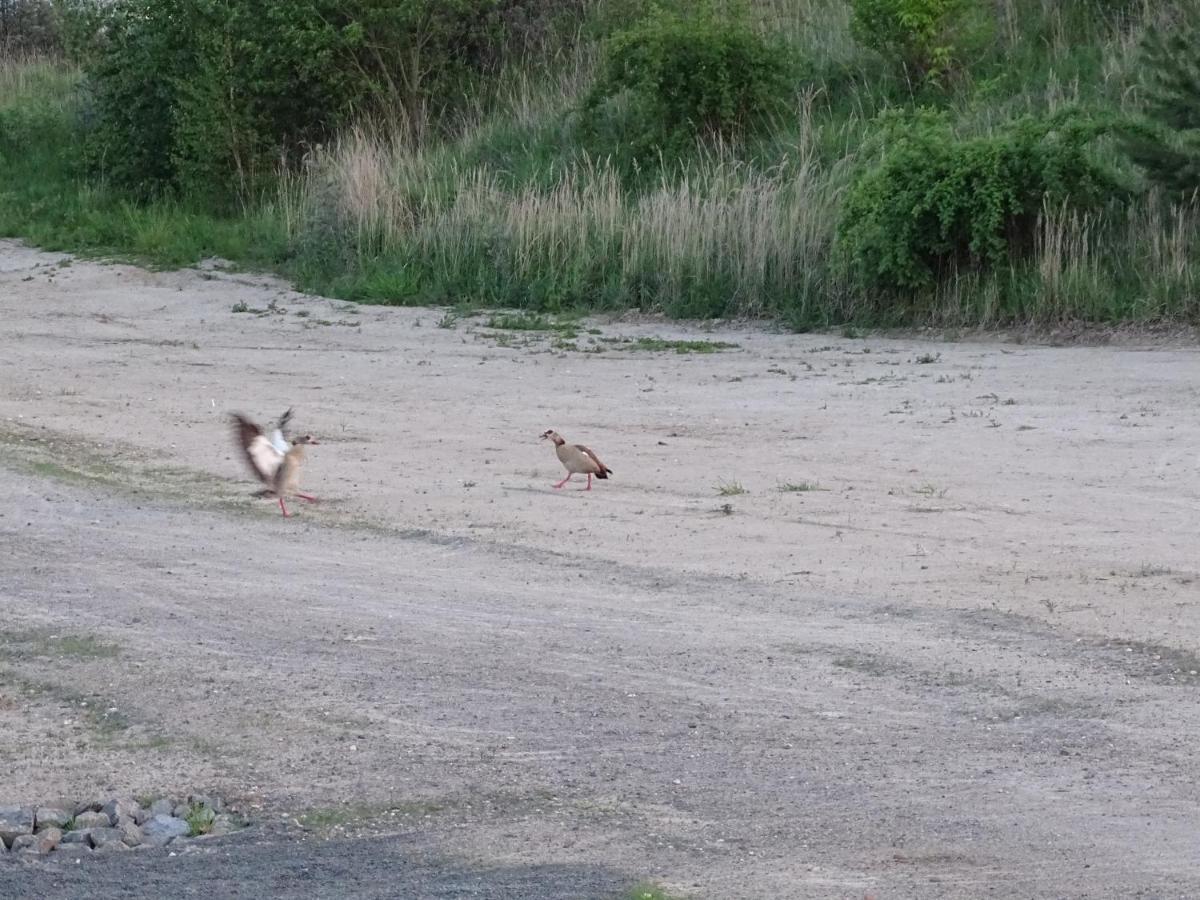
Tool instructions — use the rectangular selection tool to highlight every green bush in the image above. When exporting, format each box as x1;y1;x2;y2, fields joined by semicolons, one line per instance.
839;110;1121;293
353;1;593;115
1121;4;1200;194
0;0;59;52
849;0;984;83
84;0;583;202
581;5;791;163
87;0;365;201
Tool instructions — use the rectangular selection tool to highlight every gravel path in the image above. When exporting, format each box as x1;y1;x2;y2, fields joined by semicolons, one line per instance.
2;240;1199;897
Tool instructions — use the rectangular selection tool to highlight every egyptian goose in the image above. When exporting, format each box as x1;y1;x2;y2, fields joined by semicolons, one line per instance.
232;410;319;517
541;429;612;490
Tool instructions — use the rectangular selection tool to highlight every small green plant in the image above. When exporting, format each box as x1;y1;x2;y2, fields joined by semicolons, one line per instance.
582;4;790;163
436;310;459;329
184;803;216;837
912;482;948;498
625;338;739;353
716;480;747;496
624;884;682;900
915;352;940;363
231;302;250;313
778;481;822;492
486;312;577;335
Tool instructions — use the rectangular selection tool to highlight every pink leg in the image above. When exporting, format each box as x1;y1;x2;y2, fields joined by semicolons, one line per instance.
278;497;292;518
553;474;572;489
584;473;592;491
296;493;318;503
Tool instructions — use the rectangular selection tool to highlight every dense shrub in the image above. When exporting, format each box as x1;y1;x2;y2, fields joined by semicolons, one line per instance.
84;0;587;201
581;5;791;163
1122;4;1200;194
849;0;985;83
0;0;57;52
87;0;365;200
839;110;1121;293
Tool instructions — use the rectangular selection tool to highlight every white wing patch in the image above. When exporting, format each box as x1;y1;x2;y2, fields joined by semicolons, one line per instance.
247;434;285;482
269;428;291;455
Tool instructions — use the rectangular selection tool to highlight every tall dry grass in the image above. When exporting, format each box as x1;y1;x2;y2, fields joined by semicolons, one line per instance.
280;120;852;318
0;48;76;109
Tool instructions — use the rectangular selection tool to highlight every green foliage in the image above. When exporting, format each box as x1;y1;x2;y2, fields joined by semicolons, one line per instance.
5;2;1200;329
0;0;58;52
839;110;1122;293
184;803;215;837
352;1;589;115
87;0;364;201
849;0;985;83
1122;4;1200;194
84;0;585;201
582;5;791;163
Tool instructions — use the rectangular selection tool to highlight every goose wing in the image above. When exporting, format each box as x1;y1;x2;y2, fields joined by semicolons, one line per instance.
270;407;294;453
233;414;284;485
574;444;612;476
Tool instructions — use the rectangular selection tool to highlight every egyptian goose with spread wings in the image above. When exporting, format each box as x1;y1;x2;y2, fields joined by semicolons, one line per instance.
232;409;319;517
541;429;612;490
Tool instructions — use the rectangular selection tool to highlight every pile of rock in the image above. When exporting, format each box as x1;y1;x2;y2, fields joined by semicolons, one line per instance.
0;795;244;855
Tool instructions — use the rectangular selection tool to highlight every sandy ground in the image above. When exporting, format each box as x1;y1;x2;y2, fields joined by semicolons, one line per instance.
1;238;1199;898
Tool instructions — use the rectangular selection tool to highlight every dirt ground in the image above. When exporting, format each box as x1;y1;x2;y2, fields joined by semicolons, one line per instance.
1;238;1199;898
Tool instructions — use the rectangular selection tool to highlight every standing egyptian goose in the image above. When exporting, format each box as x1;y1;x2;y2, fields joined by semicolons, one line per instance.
233;411;319;517
541;429;612;491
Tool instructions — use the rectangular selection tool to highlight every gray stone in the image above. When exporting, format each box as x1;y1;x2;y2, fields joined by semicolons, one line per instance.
73;811;110;830
73;800;100;815
16;827;61;854
149;799;174;818
88;826;125;849
60;829;94;847
34;807;72;830
207;814;241;837
91;830;130;854
172;803;191;819
100;798;139;826
117;819;143;847
142;814;189;847
0;806;35;849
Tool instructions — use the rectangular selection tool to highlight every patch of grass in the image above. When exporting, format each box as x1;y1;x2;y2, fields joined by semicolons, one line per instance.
0;628;120;661
297;800;444;832
915;352;941;364
622;884;686;900
778;481;823;493
1;667;132;739
625;338;738;354
1134;564;1173;578
184;803;216;837
831;653;892;677
912;483;949;499
486;312;579;337
716;480;747;497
